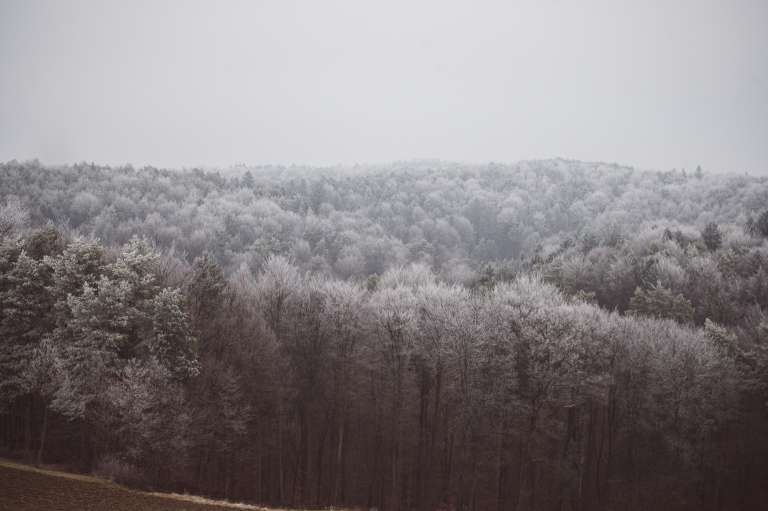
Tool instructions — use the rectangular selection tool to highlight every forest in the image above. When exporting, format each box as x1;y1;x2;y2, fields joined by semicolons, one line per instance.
1;159;767;511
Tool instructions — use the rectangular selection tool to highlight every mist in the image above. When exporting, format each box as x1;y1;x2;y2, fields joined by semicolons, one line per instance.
3;3;768;511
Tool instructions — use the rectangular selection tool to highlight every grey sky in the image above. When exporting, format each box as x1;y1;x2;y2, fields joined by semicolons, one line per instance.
1;0;766;173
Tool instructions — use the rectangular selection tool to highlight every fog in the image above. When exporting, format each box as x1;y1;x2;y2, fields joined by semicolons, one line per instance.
1;0;766;173
3;4;768;508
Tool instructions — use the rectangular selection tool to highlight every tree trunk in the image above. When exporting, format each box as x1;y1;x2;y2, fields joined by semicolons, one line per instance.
391;441;399;511
24;396;33;459
315;419;327;504
278;411;285;503
298;404;308;504
415;372;428;511
580;400;596;511
254;429;262;503
36;404;48;465
513;436;527;511
495;416;507;511
606;385;616;510
334;418;345;503
514;409;538;511
429;363;443;509
224;457;231;500
79;421;88;470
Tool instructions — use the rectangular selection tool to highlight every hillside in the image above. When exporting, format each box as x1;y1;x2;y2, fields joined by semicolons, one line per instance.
0;460;307;511
1;160;767;510
2;159;766;279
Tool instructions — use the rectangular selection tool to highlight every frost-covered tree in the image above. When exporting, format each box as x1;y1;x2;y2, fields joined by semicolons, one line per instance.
148;288;198;381
701;222;722;251
0;249;54;456
1;161;768;509
747;210;768;238
628;284;695;324
0;199;28;238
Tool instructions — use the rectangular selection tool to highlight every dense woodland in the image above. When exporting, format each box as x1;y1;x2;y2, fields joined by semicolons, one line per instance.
1;159;767;510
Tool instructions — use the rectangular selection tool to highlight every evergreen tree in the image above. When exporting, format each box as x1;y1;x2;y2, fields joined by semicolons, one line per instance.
701;222;722;251
188;254;228;323
750;210;768;237
0;251;54;407
148;288;198;381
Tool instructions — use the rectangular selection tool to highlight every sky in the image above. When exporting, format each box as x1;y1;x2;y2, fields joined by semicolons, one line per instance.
1;0;766;173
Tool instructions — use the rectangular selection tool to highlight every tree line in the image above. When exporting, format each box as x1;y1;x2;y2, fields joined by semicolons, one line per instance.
1;221;766;510
1;159;766;280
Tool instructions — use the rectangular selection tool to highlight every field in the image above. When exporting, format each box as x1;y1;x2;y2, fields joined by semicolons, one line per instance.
0;460;289;511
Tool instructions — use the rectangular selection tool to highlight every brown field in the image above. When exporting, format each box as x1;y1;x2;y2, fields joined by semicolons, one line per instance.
0;460;326;511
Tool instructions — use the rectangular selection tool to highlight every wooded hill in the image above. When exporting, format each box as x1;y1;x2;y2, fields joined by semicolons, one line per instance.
1;160;767;510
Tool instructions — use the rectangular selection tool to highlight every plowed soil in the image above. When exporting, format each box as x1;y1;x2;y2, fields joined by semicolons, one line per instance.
0;460;270;511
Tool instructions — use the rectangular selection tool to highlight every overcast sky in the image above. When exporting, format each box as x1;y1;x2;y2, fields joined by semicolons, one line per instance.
1;0;766;173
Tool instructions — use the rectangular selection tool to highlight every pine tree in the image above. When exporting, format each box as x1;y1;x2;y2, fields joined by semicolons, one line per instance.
756;211;768;238
188;254;228;322
148;288;198;381
51;238;198;421
46;237;104;327
51;278;129;420
0;251;54;407
701;222;722;251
